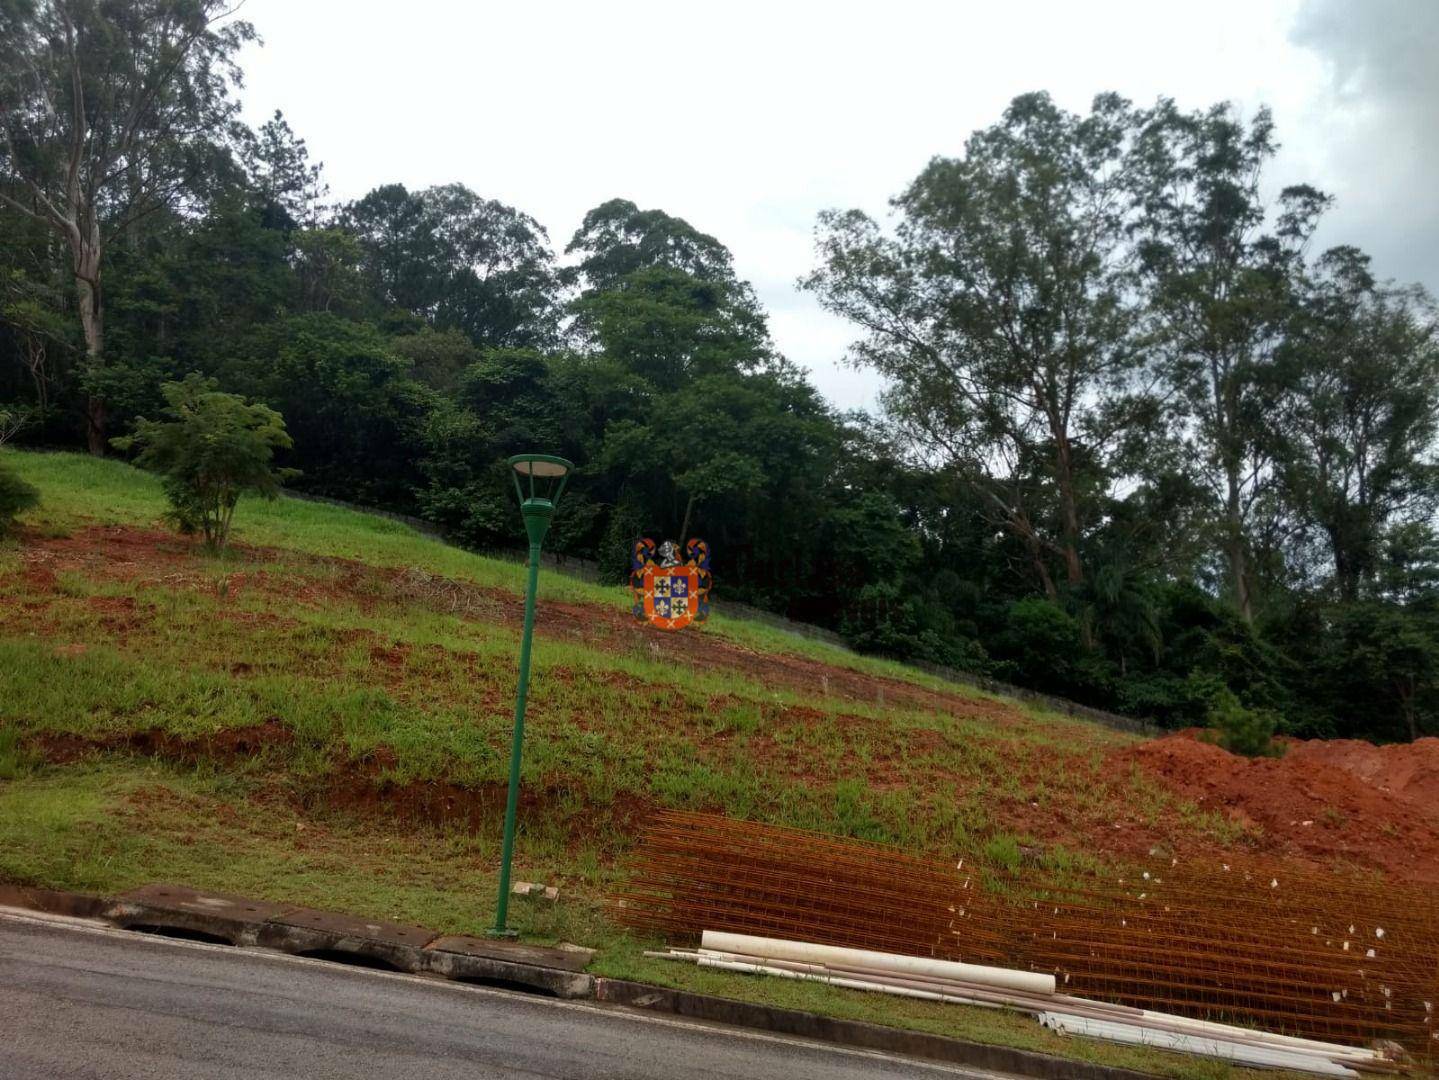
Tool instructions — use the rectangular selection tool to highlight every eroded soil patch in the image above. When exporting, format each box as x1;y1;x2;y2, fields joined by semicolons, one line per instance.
1113;731;1439;881
31;719;294;766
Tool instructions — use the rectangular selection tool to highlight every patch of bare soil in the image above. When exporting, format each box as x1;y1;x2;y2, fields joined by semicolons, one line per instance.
310;748;651;852
31;718;293;766
16;523;249;584
1113;731;1439;882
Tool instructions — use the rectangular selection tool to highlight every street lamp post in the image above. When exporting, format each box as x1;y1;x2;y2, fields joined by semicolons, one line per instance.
489;453;572;938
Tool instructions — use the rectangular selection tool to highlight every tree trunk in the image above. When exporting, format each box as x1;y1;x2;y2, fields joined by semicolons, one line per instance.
1224;465;1253;622
1054;433;1084;588
1025;533;1058;600
74;246;106;456
1399;684;1419;742
1331;533;1359;604
23;339;49;416
1226;534;1252;623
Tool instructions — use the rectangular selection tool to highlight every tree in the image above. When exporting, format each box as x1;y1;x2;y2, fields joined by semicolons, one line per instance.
238;109;326;230
580;267;772;391
806;93;1147;598
420;183;560;348
1275;247;1439;600
392;327;479;391
1129;100;1329;620
575;244;816;592
991;597;1109;699
227;313;431;508
1206;688;1279;757
343;183;560;347
1324;602;1439;742
564;199;769;347
292;227;365;315
343;183;443;316
564;198;738;295
0;0;254;453
1;264;73;426
112;373;293;552
415;346;591;547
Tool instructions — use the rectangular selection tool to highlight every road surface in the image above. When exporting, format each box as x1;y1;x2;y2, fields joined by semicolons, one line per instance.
0;909;1011;1079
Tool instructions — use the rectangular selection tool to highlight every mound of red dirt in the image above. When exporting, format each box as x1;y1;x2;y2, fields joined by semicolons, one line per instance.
1116;731;1439;882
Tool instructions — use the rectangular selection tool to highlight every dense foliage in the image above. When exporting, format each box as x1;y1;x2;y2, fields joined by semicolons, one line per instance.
4;4;1439;740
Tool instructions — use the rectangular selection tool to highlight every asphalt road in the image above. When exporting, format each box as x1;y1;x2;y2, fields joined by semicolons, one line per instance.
0;910;1010;1079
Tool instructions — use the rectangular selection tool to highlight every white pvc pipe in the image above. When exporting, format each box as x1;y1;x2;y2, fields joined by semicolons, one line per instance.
1039;1013;1360;1078
700;949;1380;1065
700;930;1055;996
1132;1010;1381;1062
696;956;1002;1008
665;941;1384;1070
698;950;1036;1011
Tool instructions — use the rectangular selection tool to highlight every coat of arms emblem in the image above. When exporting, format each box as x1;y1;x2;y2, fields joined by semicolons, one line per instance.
631;538;712;630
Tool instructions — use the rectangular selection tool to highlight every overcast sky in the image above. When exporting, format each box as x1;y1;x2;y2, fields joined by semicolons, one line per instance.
233;0;1439;412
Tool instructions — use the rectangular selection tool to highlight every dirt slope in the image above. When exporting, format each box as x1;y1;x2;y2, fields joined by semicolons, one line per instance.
1116;731;1439;881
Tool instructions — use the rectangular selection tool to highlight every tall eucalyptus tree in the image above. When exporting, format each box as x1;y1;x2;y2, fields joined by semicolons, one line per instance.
0;0;253;451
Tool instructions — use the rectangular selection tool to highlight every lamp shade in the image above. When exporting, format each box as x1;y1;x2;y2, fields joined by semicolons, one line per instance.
511;455;570;479
507;453;574;515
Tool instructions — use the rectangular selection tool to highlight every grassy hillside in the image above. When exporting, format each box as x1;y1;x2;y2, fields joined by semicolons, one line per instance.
0;451;1276;1079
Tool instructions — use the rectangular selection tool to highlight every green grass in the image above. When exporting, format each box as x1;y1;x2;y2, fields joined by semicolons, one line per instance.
0;450;1282;1079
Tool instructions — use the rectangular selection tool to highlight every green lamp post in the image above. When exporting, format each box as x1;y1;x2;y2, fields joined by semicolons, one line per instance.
489;453;573;938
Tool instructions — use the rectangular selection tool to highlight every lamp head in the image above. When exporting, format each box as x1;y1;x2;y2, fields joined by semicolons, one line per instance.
508;454;573;546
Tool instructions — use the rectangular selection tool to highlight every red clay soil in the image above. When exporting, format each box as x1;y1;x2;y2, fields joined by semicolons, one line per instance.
1115;730;1439;882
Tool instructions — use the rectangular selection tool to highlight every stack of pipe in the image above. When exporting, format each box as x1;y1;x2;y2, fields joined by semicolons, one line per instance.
649;931;1404;1077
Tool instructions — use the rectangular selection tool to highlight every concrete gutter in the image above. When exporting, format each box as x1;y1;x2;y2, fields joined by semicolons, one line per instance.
596;979;1158;1080
0;882;1160;1080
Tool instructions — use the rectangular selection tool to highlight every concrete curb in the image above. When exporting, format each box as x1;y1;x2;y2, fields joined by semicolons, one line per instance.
595;978;1158;1080
97;884;595;1000
1;882;1162;1080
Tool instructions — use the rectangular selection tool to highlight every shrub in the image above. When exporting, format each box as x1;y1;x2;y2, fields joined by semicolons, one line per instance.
1207;688;1281;758
112;374;295;553
0;460;40;536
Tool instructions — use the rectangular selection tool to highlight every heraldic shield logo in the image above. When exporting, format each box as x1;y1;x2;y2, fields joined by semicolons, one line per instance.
631;538;712;630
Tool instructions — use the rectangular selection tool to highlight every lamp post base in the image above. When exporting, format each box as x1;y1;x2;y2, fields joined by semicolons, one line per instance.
485;926;519;939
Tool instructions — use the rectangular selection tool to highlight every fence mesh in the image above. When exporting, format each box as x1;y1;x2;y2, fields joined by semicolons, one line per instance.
614;810;1438;1063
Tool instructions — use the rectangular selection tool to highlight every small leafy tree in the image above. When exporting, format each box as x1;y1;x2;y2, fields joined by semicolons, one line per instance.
1207;689;1280;757
113;375;295;553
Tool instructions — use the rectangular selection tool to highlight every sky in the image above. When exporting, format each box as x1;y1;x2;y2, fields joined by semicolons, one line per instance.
232;0;1439;413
